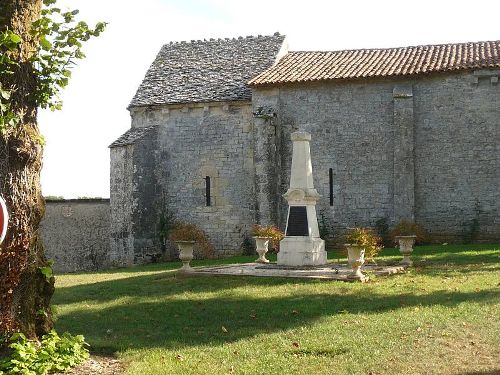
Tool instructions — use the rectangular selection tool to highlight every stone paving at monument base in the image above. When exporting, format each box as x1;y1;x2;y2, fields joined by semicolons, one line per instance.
182;262;407;282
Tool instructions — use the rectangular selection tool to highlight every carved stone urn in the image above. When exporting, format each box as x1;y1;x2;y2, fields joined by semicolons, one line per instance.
253;236;272;263
176;241;195;273
345;244;367;281
395;235;417;266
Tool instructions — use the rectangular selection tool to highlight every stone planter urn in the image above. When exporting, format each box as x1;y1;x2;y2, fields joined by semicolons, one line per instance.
176;241;195;273
253;236;272;263
395;235;417;266
345;244;367;281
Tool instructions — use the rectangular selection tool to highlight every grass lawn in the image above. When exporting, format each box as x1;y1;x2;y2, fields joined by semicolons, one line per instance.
52;245;500;375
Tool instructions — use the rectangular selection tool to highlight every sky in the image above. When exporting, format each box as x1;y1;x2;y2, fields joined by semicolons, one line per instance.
38;0;500;198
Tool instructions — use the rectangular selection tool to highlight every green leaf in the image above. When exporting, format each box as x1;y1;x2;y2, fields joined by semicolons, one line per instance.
39;36;52;50
9;33;21;44
39;266;53;280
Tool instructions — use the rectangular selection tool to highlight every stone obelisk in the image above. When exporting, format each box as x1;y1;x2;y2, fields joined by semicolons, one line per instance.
278;130;327;266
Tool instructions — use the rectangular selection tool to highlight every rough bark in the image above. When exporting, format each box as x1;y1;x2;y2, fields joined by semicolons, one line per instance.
0;0;54;344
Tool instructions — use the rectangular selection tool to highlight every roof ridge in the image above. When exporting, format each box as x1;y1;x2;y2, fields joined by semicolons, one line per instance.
289;39;500;55
250;39;500;85
166;32;283;46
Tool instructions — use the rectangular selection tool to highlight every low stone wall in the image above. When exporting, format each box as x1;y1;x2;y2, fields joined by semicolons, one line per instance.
41;199;110;273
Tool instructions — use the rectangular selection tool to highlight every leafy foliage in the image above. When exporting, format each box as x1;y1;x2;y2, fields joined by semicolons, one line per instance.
30;0;106;111
0;30;22;130
390;219;427;244
375;217;391;247
43;195;64;200
0;0;105;364
157;205;176;248
38;266;53;281
252;225;284;252
318;210;333;239
345;227;383;260
0;0;106;134
0;330;89;375
240;236;255;256
168;222;215;259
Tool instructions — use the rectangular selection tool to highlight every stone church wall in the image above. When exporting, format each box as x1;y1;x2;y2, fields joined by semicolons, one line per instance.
111;101;258;262
253;80;396;233
110;127;160;266
412;71;500;241
155;102;257;256
109;69;499;265
110;145;135;266
252;70;500;242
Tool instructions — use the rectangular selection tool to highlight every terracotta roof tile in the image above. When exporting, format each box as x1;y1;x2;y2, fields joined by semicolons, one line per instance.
249;40;500;85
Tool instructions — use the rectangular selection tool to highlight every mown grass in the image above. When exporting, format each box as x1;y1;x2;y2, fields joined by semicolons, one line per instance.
52;244;500;375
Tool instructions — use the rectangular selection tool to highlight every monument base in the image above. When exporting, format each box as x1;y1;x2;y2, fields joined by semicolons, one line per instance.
277;237;327;266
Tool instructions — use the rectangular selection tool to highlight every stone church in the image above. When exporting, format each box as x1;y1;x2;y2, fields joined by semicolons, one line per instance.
109;33;499;265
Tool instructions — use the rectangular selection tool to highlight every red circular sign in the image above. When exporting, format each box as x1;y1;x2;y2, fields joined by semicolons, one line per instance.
0;196;8;245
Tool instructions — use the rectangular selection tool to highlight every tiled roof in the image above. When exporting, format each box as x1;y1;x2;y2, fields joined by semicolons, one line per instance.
109;126;157;148
130;33;285;107
249;40;500;85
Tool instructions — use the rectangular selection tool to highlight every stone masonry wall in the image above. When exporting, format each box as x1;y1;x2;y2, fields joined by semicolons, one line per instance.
254;80;395;234
413;71;500;241
130;101;257;257
110;145;135;266
110;69;499;267
42;199;110;273
253;69;500;242
110;127;162;266
131;128;161;263
252;91;284;227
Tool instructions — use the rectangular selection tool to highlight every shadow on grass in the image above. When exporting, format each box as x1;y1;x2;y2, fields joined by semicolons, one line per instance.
54;246;499;306
52;244;500;354
54;245;498;277
53;273;499;353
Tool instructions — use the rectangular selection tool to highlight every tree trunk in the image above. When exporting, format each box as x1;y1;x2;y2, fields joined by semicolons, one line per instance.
0;0;54;344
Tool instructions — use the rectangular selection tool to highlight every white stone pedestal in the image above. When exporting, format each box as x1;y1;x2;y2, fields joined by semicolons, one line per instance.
279;237;326;266
277;130;327;267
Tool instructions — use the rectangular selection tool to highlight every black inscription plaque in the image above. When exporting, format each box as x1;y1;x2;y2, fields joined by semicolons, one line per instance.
286;206;309;236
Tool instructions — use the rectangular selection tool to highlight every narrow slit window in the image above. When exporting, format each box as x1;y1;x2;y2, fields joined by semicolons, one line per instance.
205;176;211;206
329;168;333;206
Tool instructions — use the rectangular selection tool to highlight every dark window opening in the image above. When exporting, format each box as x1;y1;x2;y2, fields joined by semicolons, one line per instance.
205;176;211;206
329;168;333;206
